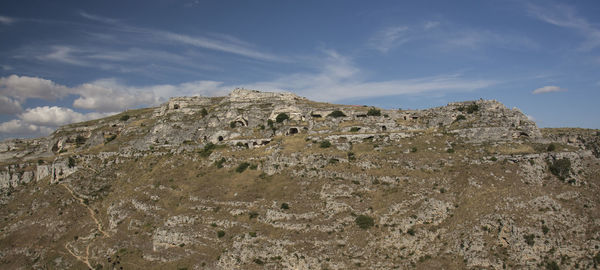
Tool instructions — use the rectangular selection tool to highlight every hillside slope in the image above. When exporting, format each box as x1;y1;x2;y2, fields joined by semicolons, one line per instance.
1;89;599;269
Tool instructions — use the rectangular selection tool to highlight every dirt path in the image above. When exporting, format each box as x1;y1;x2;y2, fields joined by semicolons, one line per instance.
61;182;111;269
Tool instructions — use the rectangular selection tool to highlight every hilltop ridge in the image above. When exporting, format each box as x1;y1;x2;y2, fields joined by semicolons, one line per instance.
1;89;599;269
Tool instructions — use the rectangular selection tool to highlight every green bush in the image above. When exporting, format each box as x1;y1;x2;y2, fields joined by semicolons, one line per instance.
230;121;236;128
249;232;257;237
410;147;417;153
249;211;259;219
545;260;559;270
267;119;274;128
466;104;479;114
281;203;289;209
276;113;289;123
119;114;130;121
407;228;415;235
320;140;331;148
217;230;225;238
328;110;346;118
75;135;86;146
446;148;455;153
546;143;556;151
105;134;117;143
350;127;361;132
201;108;208;117
455;114;466;121
367;108;381;116
68;157;76;168
199;143;216;157
235;162;250;173
524;234;535;246
548;158;571;180
214;158;226;168
355;215;374;229
347;152;356;161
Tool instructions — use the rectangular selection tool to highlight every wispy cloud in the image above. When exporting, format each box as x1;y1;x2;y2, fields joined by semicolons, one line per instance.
369;21;537;53
528;4;600;51
532;85;566;94
0;15;16;25
79;12;283;62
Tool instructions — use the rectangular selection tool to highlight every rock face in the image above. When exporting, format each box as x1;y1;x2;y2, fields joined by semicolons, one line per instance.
0;89;599;269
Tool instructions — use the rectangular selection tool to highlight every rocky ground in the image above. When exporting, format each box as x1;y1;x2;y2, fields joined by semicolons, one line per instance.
1;89;599;269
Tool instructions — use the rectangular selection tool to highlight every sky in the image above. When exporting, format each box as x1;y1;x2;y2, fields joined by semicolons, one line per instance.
1;0;599;139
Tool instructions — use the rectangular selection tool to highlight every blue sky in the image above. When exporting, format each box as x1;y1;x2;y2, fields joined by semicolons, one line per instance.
1;0;599;139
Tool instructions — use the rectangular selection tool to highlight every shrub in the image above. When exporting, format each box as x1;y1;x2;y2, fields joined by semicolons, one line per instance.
201;108;208;117
542;225;549;235
347;152;356;161
320;140;331;148
548;158;571;180
355;215;375;229
199;143;216;158
235;162;250;173
249;211;259;219
328;110;346;118
410;147;417;153
249;232;257;237
253;258;264;265
455;114;466;121
214;158;226;168
367;108;381;116
105;134;117;143
75;135;86;146
446;148;455;153
229;121;236;128
281;203;289;209
466;104;479;114
68;157;76;168
267;119;274;128
545;260;559;270
217;230;225;238
350;127;361;132
276;113;289;123
119;114;130;121
407;228;415;236
524;234;535;246
547;143;556;152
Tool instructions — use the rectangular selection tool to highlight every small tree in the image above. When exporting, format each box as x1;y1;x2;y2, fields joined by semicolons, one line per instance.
548;158;571;180
276;113;289;123
355;215;374;229
328;110;346;118
367;107;381;116
320;140;331;148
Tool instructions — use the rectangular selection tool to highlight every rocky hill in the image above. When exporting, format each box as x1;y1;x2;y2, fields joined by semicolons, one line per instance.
1;89;599;269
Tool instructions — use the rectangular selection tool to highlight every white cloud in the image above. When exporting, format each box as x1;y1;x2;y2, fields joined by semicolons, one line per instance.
0;74;72;102
532;85;566;94
0;95;22;114
528;4;600;51
18;106;113;126
0;119;54;136
1;65;13;71
0;15;15;25
40;46;91;66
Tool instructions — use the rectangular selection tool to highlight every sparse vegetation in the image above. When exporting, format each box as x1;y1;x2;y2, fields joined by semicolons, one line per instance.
320;140;331;148
276;113;289;123
235;162;250;173
328;110;346;118
119;114;130;121
367;107;381;116
214;157;226;168
199;142;216;158
524;234;535;246
355;215;374;229
548;158;571;180
347;151;356;161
